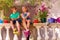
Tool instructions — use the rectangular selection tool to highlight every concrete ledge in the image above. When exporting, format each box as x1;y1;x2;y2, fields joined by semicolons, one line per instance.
33;23;47;26
0;23;11;28
33;23;60;28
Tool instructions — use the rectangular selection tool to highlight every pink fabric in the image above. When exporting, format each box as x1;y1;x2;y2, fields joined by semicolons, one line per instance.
56;17;60;23
24;30;30;37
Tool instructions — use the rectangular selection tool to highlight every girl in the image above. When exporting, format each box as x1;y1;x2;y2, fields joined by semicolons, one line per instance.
21;6;30;37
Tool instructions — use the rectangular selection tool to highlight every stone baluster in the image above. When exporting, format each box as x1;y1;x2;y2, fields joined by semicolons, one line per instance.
45;25;48;40
4;23;10;40
0;23;3;40
37;26;41;40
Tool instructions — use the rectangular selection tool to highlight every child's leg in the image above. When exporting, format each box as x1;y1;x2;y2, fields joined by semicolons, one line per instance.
22;19;27;30
23;19;30;37
26;20;30;29
16;21;20;32
10;21;14;30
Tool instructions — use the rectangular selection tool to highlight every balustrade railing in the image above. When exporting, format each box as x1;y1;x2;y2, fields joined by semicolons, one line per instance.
0;23;60;40
33;23;60;40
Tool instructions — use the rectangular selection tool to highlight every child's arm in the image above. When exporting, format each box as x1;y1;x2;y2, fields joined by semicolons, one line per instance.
21;12;30;19
10;14;13;20
21;14;25;19
17;12;20;18
11;18;14;20
25;12;30;18
10;14;17;20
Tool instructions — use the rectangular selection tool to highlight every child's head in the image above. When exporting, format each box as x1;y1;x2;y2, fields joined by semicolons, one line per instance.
22;6;28;12
11;6;17;13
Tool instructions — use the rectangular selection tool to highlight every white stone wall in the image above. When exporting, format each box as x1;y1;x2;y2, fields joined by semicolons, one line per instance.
47;0;60;19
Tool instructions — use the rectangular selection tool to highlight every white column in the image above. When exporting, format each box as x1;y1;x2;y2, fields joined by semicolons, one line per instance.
55;27;60;40
13;34;18;40
5;23;10;40
52;26;56;40
29;35;34;40
45;26;48;40
21;31;26;40
5;28;10;40
0;24;3;40
36;26;41;40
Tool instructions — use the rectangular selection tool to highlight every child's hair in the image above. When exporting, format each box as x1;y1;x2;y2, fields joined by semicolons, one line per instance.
11;6;17;10
22;6;28;12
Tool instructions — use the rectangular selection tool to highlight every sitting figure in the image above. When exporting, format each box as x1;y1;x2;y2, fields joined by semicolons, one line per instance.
21;6;30;37
10;6;21;34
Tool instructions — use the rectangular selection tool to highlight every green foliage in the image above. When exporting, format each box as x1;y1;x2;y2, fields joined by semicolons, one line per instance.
34;14;39;19
0;0;13;9
3;16;9;20
39;10;48;19
20;0;41;6
33;10;48;20
5;0;13;7
28;0;36;5
0;0;13;16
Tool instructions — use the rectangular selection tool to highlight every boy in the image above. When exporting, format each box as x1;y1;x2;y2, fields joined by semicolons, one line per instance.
10;6;21;34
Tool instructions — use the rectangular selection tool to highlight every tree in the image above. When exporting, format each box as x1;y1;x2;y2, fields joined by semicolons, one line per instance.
0;0;13;13
0;0;13;9
19;0;41;6
0;0;13;20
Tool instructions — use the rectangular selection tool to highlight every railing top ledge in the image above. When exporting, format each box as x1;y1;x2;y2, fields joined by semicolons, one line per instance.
33;23;60;27
0;23;11;27
33;23;47;27
49;23;60;27
48;23;57;26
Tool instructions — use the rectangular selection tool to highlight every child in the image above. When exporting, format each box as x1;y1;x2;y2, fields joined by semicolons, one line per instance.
21;6;30;37
10;6;21;33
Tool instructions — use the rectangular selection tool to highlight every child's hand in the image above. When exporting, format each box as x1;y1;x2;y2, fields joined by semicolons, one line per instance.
23;18;26;21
